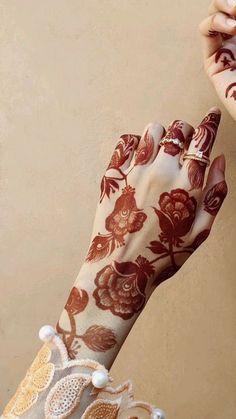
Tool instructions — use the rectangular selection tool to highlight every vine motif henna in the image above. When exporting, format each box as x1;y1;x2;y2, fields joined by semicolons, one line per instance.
204;181;228;216
100;134;140;203
86;186;147;263
215;48;236;68
93;256;155;320
134;130;154;166
57;287;117;358
187;111;220;190
162;120;185;156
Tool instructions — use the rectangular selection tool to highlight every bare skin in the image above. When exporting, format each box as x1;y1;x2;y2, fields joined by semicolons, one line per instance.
199;0;236;119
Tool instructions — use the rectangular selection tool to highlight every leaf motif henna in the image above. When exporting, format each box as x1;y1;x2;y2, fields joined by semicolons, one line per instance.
204;181;228;216
108;134;139;170
192;111;221;158
93;256;154;320
57;287;117;358
134;130;154;165
100;176;119;203
79;325;117;352
65;287;89;316
187;159;206;190
147;241;168;255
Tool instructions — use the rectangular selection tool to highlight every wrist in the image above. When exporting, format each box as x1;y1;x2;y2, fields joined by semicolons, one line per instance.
57;262;139;369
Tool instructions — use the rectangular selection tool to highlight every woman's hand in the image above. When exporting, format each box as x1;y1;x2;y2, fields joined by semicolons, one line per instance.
200;0;236;119
57;108;228;368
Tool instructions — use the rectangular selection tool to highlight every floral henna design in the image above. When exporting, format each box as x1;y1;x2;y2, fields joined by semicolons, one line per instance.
57;287;117;358
204;181;228;216
134;129;154;166
86;186;147;263
100;134;140;203
163;120;186;156
154;189;197;247
187;111;221;190
93;256;154;320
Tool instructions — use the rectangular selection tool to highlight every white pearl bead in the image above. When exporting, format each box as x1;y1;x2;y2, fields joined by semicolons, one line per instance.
91;370;109;389
39;325;55;343
151;408;166;419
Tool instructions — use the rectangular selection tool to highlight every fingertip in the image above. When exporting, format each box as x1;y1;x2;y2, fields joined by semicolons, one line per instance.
208;106;221;115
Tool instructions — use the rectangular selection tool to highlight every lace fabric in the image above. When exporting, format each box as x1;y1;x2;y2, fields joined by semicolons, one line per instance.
1;327;164;419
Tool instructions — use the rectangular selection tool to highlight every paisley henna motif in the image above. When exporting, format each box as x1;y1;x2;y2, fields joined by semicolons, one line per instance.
57;287;117;358
204;181;228;216
134;130;154;165
87;186;147;263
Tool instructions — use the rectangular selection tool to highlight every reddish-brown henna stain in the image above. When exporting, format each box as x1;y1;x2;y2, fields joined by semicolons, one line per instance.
215;48;235;67
92;188;202;319
93;256;154;320
163;120;186;156
204;181;228;216
87;186;147;263
100;134;140;203
56;286;117;358
187;112;220;190
134;130;154;165
225;82;236;100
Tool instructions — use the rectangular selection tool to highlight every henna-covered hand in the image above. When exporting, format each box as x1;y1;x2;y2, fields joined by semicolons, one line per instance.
57;108;227;368
199;0;236;119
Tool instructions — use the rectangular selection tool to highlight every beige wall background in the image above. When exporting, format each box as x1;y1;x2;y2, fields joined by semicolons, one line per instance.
0;1;236;417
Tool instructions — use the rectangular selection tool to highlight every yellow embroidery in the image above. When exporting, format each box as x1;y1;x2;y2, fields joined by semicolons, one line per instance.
3;345;55;417
82;399;120;419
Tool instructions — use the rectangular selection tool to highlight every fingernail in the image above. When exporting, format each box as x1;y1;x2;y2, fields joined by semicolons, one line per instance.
209;106;221;114
227;18;236;27
228;0;236;7
217;154;226;172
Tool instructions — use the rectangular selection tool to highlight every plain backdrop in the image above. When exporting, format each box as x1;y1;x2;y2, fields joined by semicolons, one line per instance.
0;1;236;418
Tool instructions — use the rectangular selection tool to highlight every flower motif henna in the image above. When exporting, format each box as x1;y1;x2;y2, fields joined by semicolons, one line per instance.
87;186;147;263
204;181;228;216
93;256;154;320
155;189;197;246
57;287;117;358
105;186;147;236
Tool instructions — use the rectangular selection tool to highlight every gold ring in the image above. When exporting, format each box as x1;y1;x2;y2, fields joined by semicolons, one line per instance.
183;151;210;166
